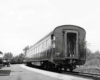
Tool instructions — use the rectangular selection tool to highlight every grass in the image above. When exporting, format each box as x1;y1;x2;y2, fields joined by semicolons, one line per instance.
75;53;100;73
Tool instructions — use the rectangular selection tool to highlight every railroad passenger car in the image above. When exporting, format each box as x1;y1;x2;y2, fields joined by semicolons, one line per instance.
0;52;3;68
25;25;86;71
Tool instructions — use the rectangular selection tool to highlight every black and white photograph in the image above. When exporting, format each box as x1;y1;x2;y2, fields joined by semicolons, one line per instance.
0;0;100;80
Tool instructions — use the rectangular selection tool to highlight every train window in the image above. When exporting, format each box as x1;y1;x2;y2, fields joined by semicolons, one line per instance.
49;39;51;45
48;39;49;46
35;48;36;53
47;39;49;47
43;42;45;48
47;39;49;46
39;45;41;52
34;48;35;53
48;39;51;46
44;41;46;49
38;46;39;53
38;46;39;52
40;53;42;57
46;40;47;47
38;45;40;52
34;54;35;58
33;54;34;58
46;40;48;47
42;43;44;49
43;42;45;50
33;48;34;54
41;44;42;52
41;45;42;51
39;44;41;52
36;54;38;58
38;53;39;58
37;47;38;53
39;53;40;58
35;48;36;54
35;54;37;58
38;53;40;58
36;47;37;53
42;43;43;49
53;36;55;40
34;48;35;54
37;53;38;58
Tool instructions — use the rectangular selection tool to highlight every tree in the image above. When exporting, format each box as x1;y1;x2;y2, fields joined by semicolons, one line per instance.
94;50;100;54
18;53;25;63
86;48;92;56
19;53;25;59
11;55;19;64
0;51;3;59
11;53;25;64
23;46;29;55
0;51;3;54
3;52;13;60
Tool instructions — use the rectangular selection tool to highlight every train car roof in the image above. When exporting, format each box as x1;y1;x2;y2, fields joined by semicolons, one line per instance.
29;31;53;49
29;25;86;49
54;25;86;33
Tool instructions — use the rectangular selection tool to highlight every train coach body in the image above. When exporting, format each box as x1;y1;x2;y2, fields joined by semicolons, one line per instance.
53;25;86;65
0;52;3;68
25;25;86;71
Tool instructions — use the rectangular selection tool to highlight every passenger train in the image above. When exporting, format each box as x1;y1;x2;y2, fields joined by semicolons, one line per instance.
0;51;3;68
25;25;86;71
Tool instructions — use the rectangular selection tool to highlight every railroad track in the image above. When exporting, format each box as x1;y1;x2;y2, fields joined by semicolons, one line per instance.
39;67;100;80
79;72;100;80
28;65;100;80
62;71;100;80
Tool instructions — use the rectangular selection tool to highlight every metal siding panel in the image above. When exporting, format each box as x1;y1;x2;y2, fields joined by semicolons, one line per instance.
54;25;86;60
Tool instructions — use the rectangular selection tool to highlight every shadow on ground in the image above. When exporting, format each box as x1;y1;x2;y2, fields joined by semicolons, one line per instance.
0;70;11;76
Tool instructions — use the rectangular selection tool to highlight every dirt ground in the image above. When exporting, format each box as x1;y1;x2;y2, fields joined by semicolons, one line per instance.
0;64;61;80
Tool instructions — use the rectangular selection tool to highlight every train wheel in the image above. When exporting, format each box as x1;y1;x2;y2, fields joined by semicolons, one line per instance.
58;67;62;73
29;62;33;66
26;62;29;66
55;66;62;72
7;63;10;67
58;67;62;71
69;69;73;72
26;62;31;66
64;68;67;71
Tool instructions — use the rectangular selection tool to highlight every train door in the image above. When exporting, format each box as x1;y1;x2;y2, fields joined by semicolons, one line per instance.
50;34;55;62
64;30;78;58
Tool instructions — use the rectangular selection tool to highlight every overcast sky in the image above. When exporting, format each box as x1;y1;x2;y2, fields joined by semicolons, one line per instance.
0;0;100;56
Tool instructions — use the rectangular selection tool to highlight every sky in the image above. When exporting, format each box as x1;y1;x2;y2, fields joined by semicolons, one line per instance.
0;0;100;56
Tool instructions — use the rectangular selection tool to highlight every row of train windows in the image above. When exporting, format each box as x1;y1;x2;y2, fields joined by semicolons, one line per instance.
32;52;47;58
29;38;51;54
